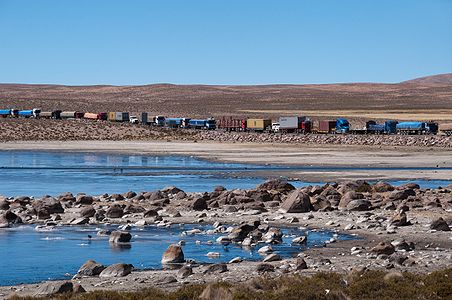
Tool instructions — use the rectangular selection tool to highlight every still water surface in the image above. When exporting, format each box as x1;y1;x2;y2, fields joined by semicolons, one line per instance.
0;224;354;286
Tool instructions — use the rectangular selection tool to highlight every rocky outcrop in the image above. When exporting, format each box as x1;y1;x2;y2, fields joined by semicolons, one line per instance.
257;179;295;193
108;231;132;243
0;211;22;228
280;190;311;213
34;281;85;296
76;259;106;277
430;217;450;231
99;263;133;278
161;244;185;264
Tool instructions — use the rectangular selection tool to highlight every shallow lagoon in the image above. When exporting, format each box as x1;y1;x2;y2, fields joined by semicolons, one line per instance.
0;151;450;197
0;224;354;286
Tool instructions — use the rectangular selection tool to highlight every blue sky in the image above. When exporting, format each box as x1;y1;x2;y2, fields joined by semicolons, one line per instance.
0;0;451;85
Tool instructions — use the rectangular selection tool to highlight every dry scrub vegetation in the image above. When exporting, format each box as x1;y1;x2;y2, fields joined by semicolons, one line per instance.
10;268;452;300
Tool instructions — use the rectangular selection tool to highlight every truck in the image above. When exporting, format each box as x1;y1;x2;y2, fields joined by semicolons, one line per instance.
396;121;438;135
439;123;452;136
217;117;247;131
60;111;84;119
108;112;129;122
364;120;398;134
84;112;107;120
278;116;311;133
153;115;165;126
141;112;148;125
246;118;271;132
39;110;62;119
165;117;184;128
188;118;216;130
18;108;41;118
317;120;336;134
129;116;139;124
0;109;12;117
336;118;350;134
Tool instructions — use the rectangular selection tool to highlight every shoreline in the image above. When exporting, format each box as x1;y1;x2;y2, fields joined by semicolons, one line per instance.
1;140;452;182
1;179;451;297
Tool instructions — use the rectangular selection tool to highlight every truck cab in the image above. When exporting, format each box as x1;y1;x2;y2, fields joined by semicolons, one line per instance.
129;116;139;124
272;122;280;133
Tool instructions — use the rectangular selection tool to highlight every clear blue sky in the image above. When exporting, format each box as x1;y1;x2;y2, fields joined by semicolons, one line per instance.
0;0;451;85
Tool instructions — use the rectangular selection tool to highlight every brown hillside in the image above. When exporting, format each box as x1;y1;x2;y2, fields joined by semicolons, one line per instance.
0;74;451;120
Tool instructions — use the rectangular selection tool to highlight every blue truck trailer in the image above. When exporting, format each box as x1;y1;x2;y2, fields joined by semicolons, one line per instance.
365;120;397;134
0;109;11;117
188;119;216;130
18;108;40;118
396;121;438;135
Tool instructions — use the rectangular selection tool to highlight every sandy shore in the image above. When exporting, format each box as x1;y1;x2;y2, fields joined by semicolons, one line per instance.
1;140;451;182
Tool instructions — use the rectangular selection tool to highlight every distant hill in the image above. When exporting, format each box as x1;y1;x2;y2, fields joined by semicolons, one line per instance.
0;74;451;119
402;73;452;85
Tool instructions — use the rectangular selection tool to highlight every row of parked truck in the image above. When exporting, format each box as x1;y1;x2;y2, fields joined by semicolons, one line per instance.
1;108;451;135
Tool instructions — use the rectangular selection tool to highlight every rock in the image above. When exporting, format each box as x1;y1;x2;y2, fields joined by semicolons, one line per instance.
79;206;96;218
228;224;255;242
134;219;147;226
257;179;295;193
256;263;275;273
70;217;89;225
389;211;409;226
258;245;273;255
190;197;208;211
177;265;193;279
295;257;308;270
338;180;372;193
338;191;364;209
199;284;233;300
391;238;414;251
389;189;415;201
162;186;183;195
263;227;283;244
108;231;132;243
33;197;64;216
430;217;450;231
123;191;137;199
99;263;133;278
292;236;307;244
0;199;10;210
214;186;227;192
162;244;185;264
346;199;371;211
75;195;94;205
155;275;178;284
106;205;124;218
223;205;238;213
371;242;395;256
34;281;84;296
110;193;124;201
229;257;243;264
0;211;22;227
203;263;228;274
207;252;221;258
389;253;408;265
263;253;281;262
310;195;332;211
144;208;159;217
97;229;111;236
76;259;106;277
123;204;145;214
373;181;395;193
280;190;311;213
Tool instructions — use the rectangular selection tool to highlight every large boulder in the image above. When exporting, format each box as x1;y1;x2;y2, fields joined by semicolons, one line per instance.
337;180;372;193
34;281;85;296
227;224;255;242
388;189;415;201
373;181;395;193
99;263;133;278
257;179;295;193
430;217;450;231
75;194;94;205
79;206;96;218
346;199;371;211
280;190;311;213
310;195;332;211
338;191;364;209
33;197;64;214
0;211;22;228
0;199;10;210
389;210;409;226
109;231;132;243
190;197;208;211
371;242;395;256
76;259;106;277
161;244;185;264
106;205;124;218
